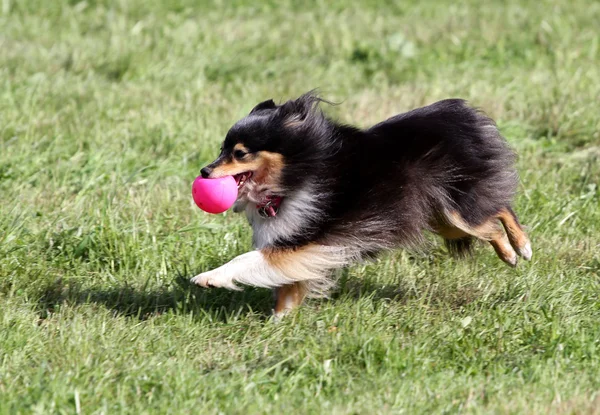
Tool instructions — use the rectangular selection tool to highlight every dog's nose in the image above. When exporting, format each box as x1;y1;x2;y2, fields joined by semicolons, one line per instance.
200;167;213;178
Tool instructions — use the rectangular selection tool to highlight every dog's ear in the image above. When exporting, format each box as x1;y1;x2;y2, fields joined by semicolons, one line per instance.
250;99;276;114
278;92;323;128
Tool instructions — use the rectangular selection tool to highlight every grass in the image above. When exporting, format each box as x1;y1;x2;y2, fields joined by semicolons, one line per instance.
1;0;599;413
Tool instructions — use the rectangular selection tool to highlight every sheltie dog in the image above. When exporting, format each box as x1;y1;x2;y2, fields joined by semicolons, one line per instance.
191;92;531;316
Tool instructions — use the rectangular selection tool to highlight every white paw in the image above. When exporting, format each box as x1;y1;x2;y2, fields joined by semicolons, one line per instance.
518;241;532;261
190;270;240;290
505;253;518;267
272;306;293;322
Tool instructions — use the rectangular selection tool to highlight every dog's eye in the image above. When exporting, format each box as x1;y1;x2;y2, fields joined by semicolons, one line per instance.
233;149;248;159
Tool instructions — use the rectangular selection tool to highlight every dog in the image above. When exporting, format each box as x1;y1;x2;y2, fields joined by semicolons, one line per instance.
191;92;531;317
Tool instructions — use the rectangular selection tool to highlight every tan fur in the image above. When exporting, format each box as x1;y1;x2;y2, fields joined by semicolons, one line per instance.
264;245;338;281
433;223;470;240
489;232;518;266
497;208;529;254
210;150;285;189
233;143;250;154
274;282;308;316
263;244;356;295
252;151;285;185
443;210;500;240
434;209;530;263
190;244;355;295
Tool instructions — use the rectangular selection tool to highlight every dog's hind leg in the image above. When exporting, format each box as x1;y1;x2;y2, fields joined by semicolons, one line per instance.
497;207;532;260
434;223;473;258
488;231;518;267
441;210;519;266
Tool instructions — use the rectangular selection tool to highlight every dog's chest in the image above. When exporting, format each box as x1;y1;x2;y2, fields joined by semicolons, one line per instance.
244;189;319;249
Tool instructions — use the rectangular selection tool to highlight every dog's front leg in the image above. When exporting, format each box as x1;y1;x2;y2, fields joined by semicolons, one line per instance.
190;250;291;290
190;244;352;292
273;282;308;317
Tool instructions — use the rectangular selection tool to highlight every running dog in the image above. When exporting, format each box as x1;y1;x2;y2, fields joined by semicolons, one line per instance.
191;92;531;316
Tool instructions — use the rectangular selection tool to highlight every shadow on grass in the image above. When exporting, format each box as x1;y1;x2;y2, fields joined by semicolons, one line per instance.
36;273;276;322
35;274;414;322
36;263;484;322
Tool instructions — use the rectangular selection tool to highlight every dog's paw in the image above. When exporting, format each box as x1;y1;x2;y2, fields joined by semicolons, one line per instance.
517;241;532;261
190;270;240;290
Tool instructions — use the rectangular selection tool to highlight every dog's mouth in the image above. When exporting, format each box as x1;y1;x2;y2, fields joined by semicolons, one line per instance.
234;171;253;190
231;170;283;218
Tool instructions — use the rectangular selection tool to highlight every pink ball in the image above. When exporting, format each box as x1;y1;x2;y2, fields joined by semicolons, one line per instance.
192;175;238;214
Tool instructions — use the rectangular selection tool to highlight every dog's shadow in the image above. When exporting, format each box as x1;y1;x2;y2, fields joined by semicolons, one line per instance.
36;268;417;322
37;273;276;322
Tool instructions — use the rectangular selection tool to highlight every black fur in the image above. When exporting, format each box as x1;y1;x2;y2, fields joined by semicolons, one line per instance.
212;92;519;257
445;237;474;257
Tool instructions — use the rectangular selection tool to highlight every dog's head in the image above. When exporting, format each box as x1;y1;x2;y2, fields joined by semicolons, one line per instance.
201;92;330;204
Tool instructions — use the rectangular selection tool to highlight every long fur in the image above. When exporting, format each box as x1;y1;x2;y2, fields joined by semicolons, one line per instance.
192;92;529;299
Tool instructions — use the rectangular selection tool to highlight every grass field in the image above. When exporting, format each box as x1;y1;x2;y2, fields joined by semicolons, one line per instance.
1;0;600;413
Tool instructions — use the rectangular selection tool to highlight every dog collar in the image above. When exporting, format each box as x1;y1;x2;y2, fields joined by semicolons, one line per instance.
257;196;283;218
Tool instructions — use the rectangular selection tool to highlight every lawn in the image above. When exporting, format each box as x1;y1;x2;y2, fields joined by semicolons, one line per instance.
1;0;599;413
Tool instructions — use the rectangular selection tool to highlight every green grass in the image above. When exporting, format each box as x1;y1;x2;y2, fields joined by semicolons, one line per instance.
1;0;599;413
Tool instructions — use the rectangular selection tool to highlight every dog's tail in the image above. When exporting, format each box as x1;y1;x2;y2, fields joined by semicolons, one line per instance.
444;236;474;258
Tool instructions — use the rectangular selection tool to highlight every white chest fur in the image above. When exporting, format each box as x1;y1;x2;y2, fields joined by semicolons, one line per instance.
245;188;321;249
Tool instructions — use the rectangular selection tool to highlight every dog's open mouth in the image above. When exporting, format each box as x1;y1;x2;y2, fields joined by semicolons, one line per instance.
234;171;253;190
232;171;283;218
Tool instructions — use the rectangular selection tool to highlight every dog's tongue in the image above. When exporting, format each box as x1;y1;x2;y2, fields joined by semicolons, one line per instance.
257;196;283;218
265;205;277;217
